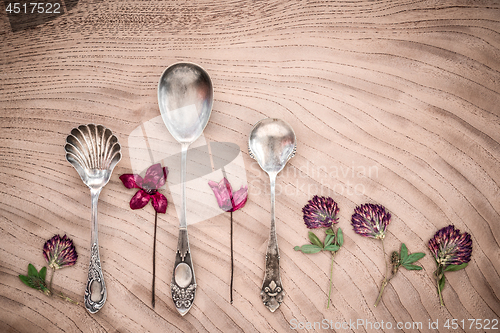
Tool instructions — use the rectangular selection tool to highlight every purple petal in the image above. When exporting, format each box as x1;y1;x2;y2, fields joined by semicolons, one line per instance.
303;195;339;229
351;203;390;239
43;234;78;270
119;174;143;189
231;186;248;211
143;163;168;190
151;192;168;214
428;225;472;267
130;190;151;210
208;178;233;212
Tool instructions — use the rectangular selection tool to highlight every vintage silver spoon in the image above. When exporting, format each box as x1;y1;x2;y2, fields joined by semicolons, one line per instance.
64;124;121;313
158;62;213;316
248;118;296;312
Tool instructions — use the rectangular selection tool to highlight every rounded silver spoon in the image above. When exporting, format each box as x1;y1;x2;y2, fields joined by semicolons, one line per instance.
158;62;213;316
248;118;296;312
65;124;121;313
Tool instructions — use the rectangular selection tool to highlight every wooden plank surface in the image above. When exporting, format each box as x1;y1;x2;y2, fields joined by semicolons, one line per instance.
1;0;499;332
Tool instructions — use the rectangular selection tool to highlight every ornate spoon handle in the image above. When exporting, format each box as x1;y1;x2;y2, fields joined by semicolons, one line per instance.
85;188;107;313
171;229;196;316
171;144;196;316
260;173;284;312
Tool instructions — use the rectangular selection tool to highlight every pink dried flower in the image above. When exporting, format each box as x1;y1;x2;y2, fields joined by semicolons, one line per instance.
119;163;168;213
208;177;248;212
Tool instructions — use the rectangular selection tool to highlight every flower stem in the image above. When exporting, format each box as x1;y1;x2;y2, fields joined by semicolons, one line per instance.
381;239;388;283
230;211;234;304
152;210;158;308
327;251;336;309
374;239;389;307
374;279;387;307
438;279;444;306
49;269;55;294
55;291;81;305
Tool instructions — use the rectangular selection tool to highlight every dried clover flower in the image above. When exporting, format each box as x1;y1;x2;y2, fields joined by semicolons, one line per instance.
295;196;343;308
302;195;339;229
351;203;424;307
351;203;391;240
43;234;78;270
428;225;472;306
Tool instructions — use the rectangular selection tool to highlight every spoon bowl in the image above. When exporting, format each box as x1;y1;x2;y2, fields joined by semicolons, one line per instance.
158;62;213;315
248;118;296;312
65;124;121;313
248;118;296;174
158;63;213;144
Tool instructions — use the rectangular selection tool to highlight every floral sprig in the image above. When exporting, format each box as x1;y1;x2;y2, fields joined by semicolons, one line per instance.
19;234;79;305
294;195;343;308
43;234;78;291
428;225;472;306
208;177;248;304
351;203;425;307
120;163;168;308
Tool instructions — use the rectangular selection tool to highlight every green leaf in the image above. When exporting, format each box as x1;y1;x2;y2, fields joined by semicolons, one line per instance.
438;275;446;292
308;232;323;248
336;228;344;247
28;264;38;277
324;234;335;247
39;267;47;282
299;244;322;254
294;246;301;251
404;252;426;264
19;275;36;289
325;228;335;235
400;243;408;262
443;263;468;272
324;244;340;252
403;264;423;270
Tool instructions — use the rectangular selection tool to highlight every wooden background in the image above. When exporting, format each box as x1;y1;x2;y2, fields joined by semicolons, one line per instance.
1;0;499;332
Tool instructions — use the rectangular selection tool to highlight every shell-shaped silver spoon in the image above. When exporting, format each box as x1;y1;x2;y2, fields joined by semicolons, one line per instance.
248;118;296;312
65;124;121;313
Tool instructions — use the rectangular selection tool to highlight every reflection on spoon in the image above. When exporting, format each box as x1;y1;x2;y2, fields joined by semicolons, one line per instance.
248;118;296;312
158;62;213;315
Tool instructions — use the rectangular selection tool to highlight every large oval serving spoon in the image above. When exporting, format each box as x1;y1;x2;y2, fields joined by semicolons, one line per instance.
158;62;213;316
248;118;296;312
64;124;121;313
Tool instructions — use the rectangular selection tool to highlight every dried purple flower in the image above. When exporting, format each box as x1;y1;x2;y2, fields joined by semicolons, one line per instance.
428;225;472;267
295;195;343;309
351;203;391;240
302;195;339;229
119;163;169;213
428;225;473;306
43;235;78;270
120;163;169;308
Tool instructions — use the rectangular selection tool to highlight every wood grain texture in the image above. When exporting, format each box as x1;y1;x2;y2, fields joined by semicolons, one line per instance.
1;0;499;332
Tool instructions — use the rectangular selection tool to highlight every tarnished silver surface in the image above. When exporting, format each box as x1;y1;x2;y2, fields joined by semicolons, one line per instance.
65;124;121;314
158;62;213;316
248;118;296;312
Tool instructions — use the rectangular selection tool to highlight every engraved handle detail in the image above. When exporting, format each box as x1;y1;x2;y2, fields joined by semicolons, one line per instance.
85;243;107;313
85;188;107;313
171;229;196;316
260;173;284;312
